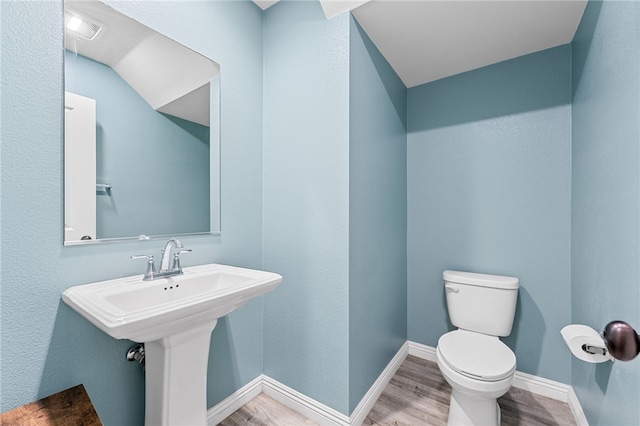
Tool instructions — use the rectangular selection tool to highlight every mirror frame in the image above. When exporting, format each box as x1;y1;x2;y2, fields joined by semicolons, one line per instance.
62;0;221;246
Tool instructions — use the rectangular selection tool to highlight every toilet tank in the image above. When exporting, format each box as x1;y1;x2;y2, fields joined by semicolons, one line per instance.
444;270;519;337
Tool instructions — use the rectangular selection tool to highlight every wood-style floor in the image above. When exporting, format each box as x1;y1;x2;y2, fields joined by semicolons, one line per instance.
218;355;576;426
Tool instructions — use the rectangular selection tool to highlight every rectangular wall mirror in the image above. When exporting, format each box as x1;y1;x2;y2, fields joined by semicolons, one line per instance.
63;0;220;245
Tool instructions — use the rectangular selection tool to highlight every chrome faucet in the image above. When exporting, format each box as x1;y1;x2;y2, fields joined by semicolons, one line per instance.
131;238;191;281
160;238;191;272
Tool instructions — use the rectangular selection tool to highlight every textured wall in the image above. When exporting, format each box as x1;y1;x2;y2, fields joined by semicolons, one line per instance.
0;1;264;424
407;46;572;383
5;1;639;424
64;52;210;239
571;1;640;425
348;17;407;414
262;0;351;415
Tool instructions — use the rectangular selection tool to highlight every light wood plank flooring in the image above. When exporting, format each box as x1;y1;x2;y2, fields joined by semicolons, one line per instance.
218;355;576;425
218;393;319;426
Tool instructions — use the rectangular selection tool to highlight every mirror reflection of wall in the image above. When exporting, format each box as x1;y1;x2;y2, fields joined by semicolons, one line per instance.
63;0;220;245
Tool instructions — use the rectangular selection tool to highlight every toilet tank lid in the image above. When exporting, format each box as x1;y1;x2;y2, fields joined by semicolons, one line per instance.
443;270;519;289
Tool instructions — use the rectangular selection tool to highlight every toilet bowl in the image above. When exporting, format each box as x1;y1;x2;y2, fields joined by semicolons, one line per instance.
436;270;519;426
437;329;516;425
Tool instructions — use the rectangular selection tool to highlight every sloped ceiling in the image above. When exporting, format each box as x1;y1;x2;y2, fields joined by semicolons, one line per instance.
65;0;219;126
68;0;588;107
255;0;587;88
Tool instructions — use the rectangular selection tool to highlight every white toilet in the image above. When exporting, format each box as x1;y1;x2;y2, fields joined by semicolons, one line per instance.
436;270;519;426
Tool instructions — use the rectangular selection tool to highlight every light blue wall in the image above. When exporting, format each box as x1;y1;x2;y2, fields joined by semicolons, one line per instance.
262;0;351;415
348;17;407;414
64;52;210;239
407;46;573;383
262;5;408;416
571;1;640;425
1;1;264;424
5;0;639;424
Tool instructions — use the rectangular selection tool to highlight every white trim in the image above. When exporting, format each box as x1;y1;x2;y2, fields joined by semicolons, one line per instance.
567;387;589;426
262;376;350;426
512;370;571;402
350;342;409;425
206;340;587;426
408;340;437;362
207;375;263;425
206;343;410;426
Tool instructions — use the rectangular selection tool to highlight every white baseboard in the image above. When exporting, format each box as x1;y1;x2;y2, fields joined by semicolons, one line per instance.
207;375;263;425
207;374;349;426
207;340;587;426
262;375;350;425
350;341;409;425
206;343;409;426
408;340;437;362
512;370;589;424
512;369;571;402
567;387;589;426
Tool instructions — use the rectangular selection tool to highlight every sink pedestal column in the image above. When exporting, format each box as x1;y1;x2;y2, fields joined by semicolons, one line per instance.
143;320;218;426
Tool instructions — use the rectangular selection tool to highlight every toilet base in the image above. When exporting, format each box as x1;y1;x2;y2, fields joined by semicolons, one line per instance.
447;388;501;426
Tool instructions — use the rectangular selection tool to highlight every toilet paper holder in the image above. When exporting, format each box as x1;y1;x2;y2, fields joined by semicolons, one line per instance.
562;321;639;363
582;343;607;356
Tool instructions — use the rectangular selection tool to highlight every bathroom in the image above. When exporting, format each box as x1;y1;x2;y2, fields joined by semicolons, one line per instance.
0;0;638;425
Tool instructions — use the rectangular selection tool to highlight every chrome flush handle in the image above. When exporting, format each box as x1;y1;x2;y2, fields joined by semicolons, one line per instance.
445;284;459;293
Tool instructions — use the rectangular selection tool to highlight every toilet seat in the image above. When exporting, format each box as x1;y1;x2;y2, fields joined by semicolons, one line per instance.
438;330;516;382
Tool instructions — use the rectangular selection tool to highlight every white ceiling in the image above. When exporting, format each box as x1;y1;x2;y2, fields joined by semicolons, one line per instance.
69;0;588;103
256;0;587;88
65;0;219;126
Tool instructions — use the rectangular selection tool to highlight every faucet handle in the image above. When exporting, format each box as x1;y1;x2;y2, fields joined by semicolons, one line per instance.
131;255;156;280
131;254;155;261
172;249;191;271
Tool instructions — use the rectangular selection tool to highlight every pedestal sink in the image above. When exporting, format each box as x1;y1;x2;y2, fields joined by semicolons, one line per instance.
62;263;282;426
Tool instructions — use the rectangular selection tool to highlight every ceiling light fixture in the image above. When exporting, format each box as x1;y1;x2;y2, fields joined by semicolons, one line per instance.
64;10;102;40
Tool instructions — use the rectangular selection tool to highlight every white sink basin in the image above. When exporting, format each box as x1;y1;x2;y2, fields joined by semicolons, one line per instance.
62;263;282;343
63;263;282;426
